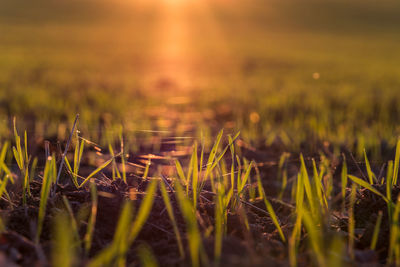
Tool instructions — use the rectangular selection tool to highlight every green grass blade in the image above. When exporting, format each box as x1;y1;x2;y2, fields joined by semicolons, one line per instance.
341;154;348;199
387;160;394;221
0;175;10;200
192;142;199;208
393;140;400;185
238;161;252;197
65;157;79;188
256;174;285;242
24;130;28;165
52;212;76;267
174;181;205;267
175;160;187;185
79;157;114;188
108;143;121;180
228;135;235;192
364;149;376;184
119;128;127;184
62;196;81;249
302;210;325;266
370;210;383;250
204;129;224;179
138;244;159;267
89;201;133;267
348;183;357;260
312;159;327;210
12;146;22;170
300;154;316;216
84;182;98;254
128;179;157;243
0;142;11;179
36;156;56;243
388;196;400;265
210;132;240;172
29;157;37;182
214;185;223;264
348;175;388;202
159;181;185;258
143;159;151;179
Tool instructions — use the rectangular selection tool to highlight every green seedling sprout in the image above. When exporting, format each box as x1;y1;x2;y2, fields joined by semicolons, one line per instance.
289;206;303;267
348;183;357;260
278;152;289;200
237;160;252;198
119;127;127;184
0;142;12;201
12;119;31;204
84;181;98;255
370;210;383;250
159;181;185;259
36;154;57;243
389;196;400;265
65;131;85;188
312;158;328;212
61;196;81;250
89;179;157;267
79;157;115;188
348;175;388;203
364;149;376;184
300;154;317;217
387;160;394;220
393;139;400;186
256;172;285;242
143;158;151;179
174;181;207;267
192;141;199;208
214;181;224;264
302;209;325;266
138;244;159;267
341;154;348;201
52;212;77;267
89;201;133;267
175;160;188;192
128;179;158;242
327;237;345;267
108;143;121;180
228;135;235;195
204;129;224;188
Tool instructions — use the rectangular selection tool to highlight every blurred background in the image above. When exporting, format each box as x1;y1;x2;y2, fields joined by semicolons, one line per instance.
1;0;400;158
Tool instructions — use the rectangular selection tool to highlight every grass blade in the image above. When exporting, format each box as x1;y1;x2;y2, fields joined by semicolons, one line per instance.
393;140;400;185
138;244;159;267
364;149;376;184
128;179;158;242
52;212;76;267
370;210;383;250
79;157;114;188
84;182;98;255
159;181;185;258
256;174;285;242
348;175;388;203
175;181;206;267
36;156;56;243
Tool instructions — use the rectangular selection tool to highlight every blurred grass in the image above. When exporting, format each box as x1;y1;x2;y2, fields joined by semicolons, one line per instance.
1;0;400;157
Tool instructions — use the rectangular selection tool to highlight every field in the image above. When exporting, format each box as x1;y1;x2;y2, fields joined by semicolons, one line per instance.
1;0;400;266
